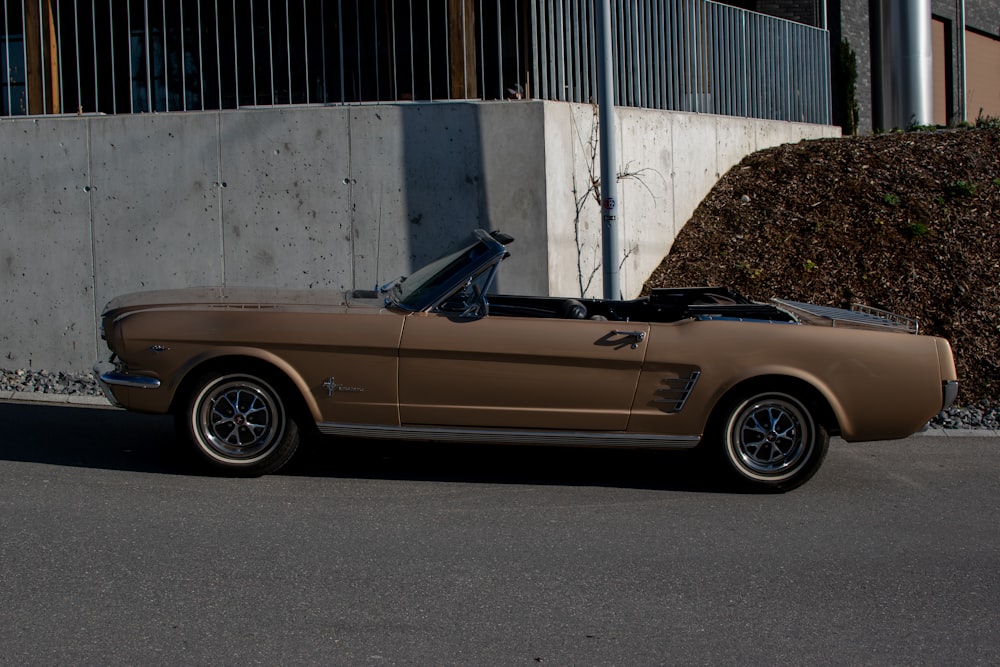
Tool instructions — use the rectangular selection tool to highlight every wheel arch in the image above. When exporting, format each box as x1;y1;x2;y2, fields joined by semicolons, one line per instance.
707;374;841;437
168;350;320;424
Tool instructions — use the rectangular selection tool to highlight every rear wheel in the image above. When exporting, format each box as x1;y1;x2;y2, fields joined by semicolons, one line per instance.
179;372;300;476
714;390;829;492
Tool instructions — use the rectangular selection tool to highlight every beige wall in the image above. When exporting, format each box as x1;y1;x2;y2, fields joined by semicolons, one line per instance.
967;29;1000;119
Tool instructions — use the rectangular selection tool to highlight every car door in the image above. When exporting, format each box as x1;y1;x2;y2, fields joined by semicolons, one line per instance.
397;312;649;431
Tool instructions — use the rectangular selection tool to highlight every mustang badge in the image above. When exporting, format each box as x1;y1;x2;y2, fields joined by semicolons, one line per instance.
323;377;365;396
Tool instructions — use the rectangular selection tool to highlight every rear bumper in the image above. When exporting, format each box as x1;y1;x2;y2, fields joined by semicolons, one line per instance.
942;380;959;411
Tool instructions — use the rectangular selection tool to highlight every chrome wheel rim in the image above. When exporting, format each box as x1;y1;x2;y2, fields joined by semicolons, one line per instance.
194;377;284;463
729;394;812;478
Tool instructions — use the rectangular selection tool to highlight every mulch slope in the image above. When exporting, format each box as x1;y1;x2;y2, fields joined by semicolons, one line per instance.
643;127;1000;403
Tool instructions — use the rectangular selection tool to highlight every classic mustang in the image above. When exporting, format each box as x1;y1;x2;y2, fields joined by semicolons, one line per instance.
95;229;958;490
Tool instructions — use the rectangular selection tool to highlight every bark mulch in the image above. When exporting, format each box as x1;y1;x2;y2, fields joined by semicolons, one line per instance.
643;126;1000;404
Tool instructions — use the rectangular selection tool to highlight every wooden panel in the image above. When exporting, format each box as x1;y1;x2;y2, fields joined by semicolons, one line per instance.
932;18;948;126
967;29;1000;120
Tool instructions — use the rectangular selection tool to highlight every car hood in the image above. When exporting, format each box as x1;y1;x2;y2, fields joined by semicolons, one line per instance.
102;286;385;316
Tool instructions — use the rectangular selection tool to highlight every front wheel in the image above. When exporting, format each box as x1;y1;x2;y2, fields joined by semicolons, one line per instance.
714;391;829;492
179;372;300;476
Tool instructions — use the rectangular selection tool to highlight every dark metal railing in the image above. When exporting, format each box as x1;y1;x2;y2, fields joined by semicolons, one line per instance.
1;0;829;124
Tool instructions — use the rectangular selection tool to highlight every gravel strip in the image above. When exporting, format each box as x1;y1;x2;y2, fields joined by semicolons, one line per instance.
1;367;997;430
1;368;102;397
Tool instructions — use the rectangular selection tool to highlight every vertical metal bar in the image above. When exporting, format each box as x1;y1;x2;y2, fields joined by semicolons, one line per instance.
196;0;205;110
336;0;344;103
390;0;397;99
425;0;432;98
709;2;718;114
213;0;221;108
636;0;643;107
108;0;115;113
180;0;187;109
301;0;308;103
619;0;628;106
527;0;537;99
72;0;81;111
408;0;414;99
373;0;380;101
232;0;239;108
3;0;10;114
266;0;274;105
570;0;580;104
740;7;747;117
477;0;485;98
249;0;257;105
648;0;656;109
638;0;645;108
496;0;502;99
580;0;591;104
532;0;544;99
143;0;152;111
683;0;692;111
324;0;332;103
40;0;49;114
442;0;449;99
3;0;7;114
126;0;133;112
18;0;26;113
512;0;520;96
108;0;118;114
549;0;558;101
162;0;168;110
614;0;623;106
646;0;654;109
624;0;633;106
715;3;723;115
285;0;292;104
460;0;468;98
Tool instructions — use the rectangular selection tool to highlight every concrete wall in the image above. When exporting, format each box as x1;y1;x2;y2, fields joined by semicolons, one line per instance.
542;104;839;299
0;101;837;373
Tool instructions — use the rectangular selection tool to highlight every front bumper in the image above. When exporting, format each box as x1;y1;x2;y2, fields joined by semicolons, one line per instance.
93;359;161;408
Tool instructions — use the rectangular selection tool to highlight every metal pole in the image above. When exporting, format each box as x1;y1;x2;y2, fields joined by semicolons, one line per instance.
596;0;620;299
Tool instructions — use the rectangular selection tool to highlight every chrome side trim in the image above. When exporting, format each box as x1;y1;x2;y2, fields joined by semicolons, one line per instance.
316;422;701;450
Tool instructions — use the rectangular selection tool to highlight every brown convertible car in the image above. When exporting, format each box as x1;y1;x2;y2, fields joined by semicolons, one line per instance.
95;229;958;490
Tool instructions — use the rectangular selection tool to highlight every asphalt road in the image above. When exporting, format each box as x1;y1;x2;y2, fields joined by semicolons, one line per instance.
1;401;998;666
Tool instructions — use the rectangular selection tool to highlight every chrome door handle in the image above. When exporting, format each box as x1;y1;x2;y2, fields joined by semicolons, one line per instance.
613;330;646;348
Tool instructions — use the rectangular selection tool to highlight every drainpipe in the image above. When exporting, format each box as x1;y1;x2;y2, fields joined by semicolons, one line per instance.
873;0;933;129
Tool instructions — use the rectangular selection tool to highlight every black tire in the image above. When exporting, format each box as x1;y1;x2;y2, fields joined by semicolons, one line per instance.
179;372;300;476
713;390;829;492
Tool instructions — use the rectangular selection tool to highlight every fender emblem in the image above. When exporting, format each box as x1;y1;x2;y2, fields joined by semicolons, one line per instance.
323;377;365;396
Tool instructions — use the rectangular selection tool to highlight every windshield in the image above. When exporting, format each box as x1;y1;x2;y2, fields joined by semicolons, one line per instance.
392;237;497;311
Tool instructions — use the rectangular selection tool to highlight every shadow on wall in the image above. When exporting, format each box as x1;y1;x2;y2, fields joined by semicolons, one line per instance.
400;102;493;286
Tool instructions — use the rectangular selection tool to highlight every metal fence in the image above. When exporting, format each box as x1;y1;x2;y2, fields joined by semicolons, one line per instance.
1;0;830;124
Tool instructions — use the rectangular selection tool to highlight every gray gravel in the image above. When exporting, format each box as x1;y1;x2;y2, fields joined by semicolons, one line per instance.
1;367;996;430
1;368;102;397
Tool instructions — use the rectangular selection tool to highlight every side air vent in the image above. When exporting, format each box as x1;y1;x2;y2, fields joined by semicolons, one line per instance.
654;371;701;413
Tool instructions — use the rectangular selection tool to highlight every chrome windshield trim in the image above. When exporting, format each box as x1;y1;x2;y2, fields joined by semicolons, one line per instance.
316;422;700;449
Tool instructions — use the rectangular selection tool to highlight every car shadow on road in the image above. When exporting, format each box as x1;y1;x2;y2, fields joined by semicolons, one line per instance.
0;401;734;492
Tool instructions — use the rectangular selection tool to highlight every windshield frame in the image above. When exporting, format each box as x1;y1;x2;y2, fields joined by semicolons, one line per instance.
387;229;510;312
